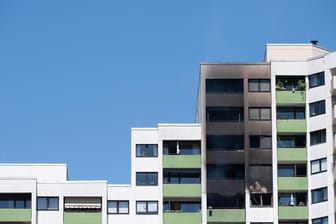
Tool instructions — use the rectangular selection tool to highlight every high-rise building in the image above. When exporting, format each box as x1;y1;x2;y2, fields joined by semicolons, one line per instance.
0;43;335;224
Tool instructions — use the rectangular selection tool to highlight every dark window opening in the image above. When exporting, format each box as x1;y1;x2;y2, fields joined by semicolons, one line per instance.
0;193;31;209
163;141;200;155
163;169;201;184
207;164;244;180
278;164;307;177
277;135;306;148
276;76;305;91
250;136;272;149
206;79;243;93
310;129;326;146
250;193;272;206
206;107;244;122
136;172;158;186
279;192;307;206
277;107;305;119
309;100;325;117
207;135;244;151
207;193;245;208
163;201;201;212
309;72;325;88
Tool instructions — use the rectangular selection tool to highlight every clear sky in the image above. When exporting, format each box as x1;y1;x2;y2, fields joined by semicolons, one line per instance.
0;0;335;183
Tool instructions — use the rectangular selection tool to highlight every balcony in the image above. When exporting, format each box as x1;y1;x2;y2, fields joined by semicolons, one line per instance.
276;91;305;105
207;208;245;222
278;206;308;220
163;184;201;197
278;177;308;191
277;148;307;162
163;155;201;168
276;119;306;133
163;212;201;224
0;209;31;222
64;212;102;224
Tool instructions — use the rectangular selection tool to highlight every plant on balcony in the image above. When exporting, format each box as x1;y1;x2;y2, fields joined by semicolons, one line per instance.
276;80;284;90
297;80;306;90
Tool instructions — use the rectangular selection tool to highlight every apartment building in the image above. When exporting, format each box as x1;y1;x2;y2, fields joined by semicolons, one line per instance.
197;43;336;224
0;43;335;224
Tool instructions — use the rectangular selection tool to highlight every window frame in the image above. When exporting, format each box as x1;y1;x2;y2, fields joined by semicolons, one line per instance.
310;129;326;146
136;201;158;215
37;197;59;211
312;216;328;224
309;72;325;88
107;200;129;214
136;172;158;186
309;100;325;117
311;187;328;204
248;79;271;92
136;144;158;158
311;158;327;175
249;107;271;121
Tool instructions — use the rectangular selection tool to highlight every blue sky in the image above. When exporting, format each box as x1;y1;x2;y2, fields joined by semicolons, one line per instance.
0;0;335;183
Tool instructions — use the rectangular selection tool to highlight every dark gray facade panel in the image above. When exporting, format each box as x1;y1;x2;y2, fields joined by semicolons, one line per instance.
207;180;245;194
247;92;272;107
247;121;272;134
249;150;272;164
206;94;244;107
206;123;244;135
206;151;245;164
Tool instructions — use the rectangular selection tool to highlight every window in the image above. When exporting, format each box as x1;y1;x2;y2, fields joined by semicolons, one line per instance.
207;135;244;151
136;172;158;186
311;158;327;174
248;79;270;92
163;169;201;184
278;193;307;206
312;216;328;224
163;141;200;155
206;79;243;93
312;187;328;204
309;72;325;88
163;201;201;212
310;129;326;146
37;197;59;210
207;164;244;180
0;193;31;209
108;200;129;214
278;164;306;177
309;100;325;117
277;107;305;119
249;108;271;120
136;201;158;214
206;107;244;122
277;135;306;148
136;144;158;157
249;136;272;149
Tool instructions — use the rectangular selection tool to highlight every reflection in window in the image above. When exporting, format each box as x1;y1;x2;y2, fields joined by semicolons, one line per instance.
163;201;201;212
108;200;129;214
136;201;158;214
37;197;59;210
136;172;158;186
136;144;158;157
309;72;325;88
311;158;327;174
278;193;307;206
310;129;326;146
309;100;325;117
206;79;243;93
163;169;201;184
312;216;328;224
312;187;328;204
277;107;305;119
277;135;306;148
0;193;31;209
278;164;306;177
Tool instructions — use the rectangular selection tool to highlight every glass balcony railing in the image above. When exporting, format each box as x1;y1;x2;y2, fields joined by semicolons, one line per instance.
207;208;245;223
0;209;31;222
64;212;102;224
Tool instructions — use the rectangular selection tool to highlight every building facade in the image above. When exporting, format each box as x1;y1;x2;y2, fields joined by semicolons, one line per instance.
1;43;336;224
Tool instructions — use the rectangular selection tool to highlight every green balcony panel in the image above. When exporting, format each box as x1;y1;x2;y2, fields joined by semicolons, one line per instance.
207;209;245;223
163;155;201;168
277;120;306;133
0;209;31;222
64;212;102;224
277;148;307;162
276;91;305;104
278;206;308;220
163;212;201;224
278;177;308;190
163;184;201;197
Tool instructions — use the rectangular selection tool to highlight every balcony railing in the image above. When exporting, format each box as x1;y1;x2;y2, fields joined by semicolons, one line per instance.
278;206;308;220
163;155;201;168
163;212;201;224
278;177;308;190
64;212;102;224
277;148;307;162
276;91;305;104
0;209;31;222
277;119;306;133
207;208;245;222
163;184;201;197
